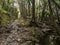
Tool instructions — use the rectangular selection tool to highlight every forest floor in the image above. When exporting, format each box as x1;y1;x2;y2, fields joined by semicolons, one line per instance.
0;19;57;45
0;19;38;45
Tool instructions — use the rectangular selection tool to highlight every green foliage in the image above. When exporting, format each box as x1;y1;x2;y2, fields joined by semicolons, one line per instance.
0;6;7;13
0;14;9;24
0;0;18;24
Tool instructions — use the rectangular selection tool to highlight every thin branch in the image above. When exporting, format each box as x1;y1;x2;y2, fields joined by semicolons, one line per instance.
52;0;60;9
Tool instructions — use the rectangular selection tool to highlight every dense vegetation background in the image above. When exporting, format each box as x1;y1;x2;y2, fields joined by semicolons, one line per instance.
0;0;60;45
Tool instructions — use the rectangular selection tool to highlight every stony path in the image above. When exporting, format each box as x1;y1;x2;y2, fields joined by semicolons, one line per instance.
0;20;33;45
5;29;32;45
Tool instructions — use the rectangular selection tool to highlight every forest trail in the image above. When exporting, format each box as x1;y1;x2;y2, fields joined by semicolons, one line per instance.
0;19;36;45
